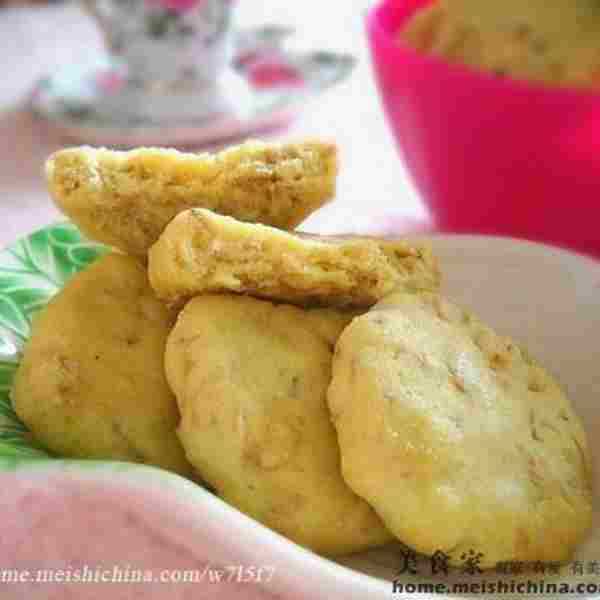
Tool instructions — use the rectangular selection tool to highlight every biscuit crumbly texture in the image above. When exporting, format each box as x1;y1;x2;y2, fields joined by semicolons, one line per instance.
166;294;392;556
401;0;600;88
148;208;440;308
46;140;338;257
328;290;593;567
12;253;192;478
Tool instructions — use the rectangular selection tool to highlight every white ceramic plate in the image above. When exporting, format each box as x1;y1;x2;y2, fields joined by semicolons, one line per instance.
1;228;599;599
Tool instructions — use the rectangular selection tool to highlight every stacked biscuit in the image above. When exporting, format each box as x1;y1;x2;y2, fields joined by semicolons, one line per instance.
12;141;591;567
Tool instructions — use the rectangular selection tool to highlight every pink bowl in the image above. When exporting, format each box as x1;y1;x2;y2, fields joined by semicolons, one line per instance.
367;0;600;258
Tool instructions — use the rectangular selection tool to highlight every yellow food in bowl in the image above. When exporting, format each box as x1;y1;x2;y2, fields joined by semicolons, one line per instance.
401;0;600;87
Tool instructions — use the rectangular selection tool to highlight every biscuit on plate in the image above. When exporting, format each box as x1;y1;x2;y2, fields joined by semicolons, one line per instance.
148;208;440;308
46;140;337;257
12;253;192;477
328;289;592;567
166;294;392;555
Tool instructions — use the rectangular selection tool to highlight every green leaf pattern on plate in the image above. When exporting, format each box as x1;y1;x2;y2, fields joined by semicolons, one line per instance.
0;222;107;459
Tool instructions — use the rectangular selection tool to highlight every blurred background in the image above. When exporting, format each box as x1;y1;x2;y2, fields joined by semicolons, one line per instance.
0;0;425;247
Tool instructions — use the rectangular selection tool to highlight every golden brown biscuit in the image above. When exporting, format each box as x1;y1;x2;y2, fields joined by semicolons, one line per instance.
47;140;338;257
401;0;600;88
12;253;192;477
328;290;592;567
148;208;440;308
167;294;392;555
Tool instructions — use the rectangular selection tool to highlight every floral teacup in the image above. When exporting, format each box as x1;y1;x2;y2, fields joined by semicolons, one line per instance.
82;0;238;120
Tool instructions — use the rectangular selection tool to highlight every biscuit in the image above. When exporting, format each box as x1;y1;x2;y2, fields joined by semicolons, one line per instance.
148;208;440;308
167;294;392;555
12;253;192;477
328;290;592;567
401;0;600;87
46;140;338;257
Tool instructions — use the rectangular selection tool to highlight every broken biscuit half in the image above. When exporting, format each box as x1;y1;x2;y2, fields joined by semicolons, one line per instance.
47;140;338;257
148;208;440;308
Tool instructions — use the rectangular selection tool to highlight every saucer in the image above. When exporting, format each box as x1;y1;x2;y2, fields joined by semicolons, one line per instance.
29;26;355;147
